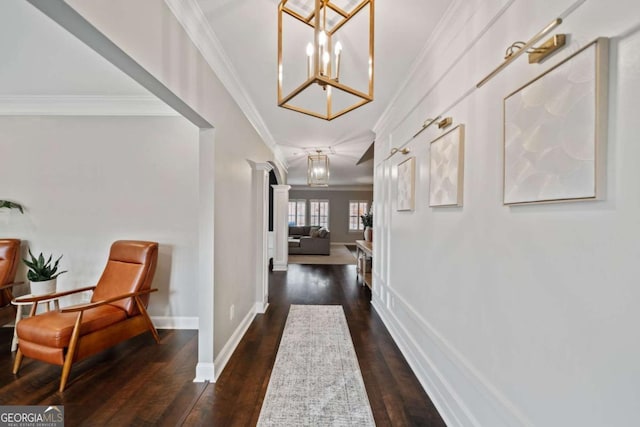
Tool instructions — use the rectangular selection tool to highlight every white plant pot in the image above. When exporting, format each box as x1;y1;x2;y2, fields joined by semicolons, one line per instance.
30;278;57;296
364;226;373;242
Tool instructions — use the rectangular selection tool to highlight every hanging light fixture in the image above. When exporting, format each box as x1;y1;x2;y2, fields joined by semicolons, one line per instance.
308;150;330;186
278;0;374;121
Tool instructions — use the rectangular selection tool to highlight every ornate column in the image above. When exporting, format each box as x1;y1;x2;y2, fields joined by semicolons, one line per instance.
250;162;273;313
271;185;291;271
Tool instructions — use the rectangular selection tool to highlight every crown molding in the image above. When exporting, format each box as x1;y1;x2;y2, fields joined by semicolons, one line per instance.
0;95;179;116
164;0;288;170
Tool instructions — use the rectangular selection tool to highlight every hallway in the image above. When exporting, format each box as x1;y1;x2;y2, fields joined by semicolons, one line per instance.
185;263;446;425
0;263;445;426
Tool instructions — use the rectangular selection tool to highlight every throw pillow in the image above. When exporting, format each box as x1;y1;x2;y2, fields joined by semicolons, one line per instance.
318;227;328;238
310;230;320;238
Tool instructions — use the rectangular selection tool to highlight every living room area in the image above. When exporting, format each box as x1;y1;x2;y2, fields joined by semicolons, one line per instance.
286;187;372;265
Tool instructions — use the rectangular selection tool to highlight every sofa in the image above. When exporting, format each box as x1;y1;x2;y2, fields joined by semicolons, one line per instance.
288;226;330;255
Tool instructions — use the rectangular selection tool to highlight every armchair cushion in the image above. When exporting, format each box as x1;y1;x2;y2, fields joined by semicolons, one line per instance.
17;305;127;348
91;240;158;316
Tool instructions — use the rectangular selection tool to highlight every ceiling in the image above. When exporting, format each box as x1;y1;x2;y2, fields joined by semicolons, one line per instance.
2;0;452;187
196;0;451;186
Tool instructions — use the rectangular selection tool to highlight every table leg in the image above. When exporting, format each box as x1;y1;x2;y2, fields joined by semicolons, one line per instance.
356;247;363;285
11;306;22;352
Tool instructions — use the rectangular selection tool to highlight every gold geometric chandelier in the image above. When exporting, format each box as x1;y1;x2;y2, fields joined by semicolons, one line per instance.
308;150;330;186
278;0;374;121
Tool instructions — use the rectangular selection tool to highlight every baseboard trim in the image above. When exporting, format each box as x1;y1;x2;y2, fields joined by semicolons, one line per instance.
272;263;288;271
372;298;474;427
255;302;269;314
194;362;215;382
372;289;533;427
151;316;198;330
213;305;257;380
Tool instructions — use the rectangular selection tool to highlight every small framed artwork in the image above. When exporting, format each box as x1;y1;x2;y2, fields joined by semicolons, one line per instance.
503;38;609;205
397;157;415;211
429;125;465;207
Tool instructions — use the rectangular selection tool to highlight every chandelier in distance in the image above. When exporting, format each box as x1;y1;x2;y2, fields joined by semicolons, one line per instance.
278;0;374;121
308;150;330;186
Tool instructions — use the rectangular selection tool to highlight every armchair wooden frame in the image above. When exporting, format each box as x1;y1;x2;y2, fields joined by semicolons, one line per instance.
11;240;160;392
13;287;160;392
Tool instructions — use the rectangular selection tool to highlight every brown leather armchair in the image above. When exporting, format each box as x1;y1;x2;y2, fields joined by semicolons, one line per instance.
13;240;160;392
0;239;21;326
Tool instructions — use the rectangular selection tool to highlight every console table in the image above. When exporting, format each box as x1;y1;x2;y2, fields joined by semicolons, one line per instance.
355;240;373;290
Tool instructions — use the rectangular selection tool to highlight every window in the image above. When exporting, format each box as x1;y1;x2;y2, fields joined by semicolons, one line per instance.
309;200;329;228
349;201;369;231
288;199;306;226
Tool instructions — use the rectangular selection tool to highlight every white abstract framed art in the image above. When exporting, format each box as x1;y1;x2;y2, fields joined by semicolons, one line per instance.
503;38;609;205
429;125;465;207
397;157;415;211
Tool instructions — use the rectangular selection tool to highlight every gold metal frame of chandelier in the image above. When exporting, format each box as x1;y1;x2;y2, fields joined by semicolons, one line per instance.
278;0;374;121
307;151;330;186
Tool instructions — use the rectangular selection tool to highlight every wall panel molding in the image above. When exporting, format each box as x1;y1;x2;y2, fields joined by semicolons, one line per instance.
373;289;533;427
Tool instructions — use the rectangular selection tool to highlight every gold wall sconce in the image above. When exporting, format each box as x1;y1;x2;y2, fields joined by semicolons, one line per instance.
390;147;410;155
437;117;453;129
386;147;410;159
412;116;441;138
476;18;564;88
528;34;566;63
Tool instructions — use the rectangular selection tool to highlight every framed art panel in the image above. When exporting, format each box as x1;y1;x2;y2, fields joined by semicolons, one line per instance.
397;157;415;211
503;37;608;205
429;125;465;207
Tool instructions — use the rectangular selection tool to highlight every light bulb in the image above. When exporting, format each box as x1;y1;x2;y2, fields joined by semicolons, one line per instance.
306;43;314;78
318;31;327;46
323;51;330;75
334;41;342;81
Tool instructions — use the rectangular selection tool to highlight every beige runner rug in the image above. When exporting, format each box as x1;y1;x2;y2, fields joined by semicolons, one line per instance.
257;305;375;426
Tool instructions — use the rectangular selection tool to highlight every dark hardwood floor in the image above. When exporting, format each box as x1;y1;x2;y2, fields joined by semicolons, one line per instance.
0;263;445;426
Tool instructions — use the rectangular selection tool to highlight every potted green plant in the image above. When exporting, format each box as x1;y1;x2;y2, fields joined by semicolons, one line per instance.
360;210;373;242
23;250;67;296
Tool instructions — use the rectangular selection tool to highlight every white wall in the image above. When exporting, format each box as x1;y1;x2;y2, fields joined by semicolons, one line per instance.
53;0;281;378
373;1;640;426
0;115;199;324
